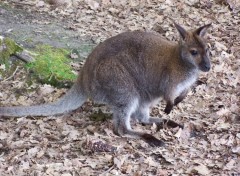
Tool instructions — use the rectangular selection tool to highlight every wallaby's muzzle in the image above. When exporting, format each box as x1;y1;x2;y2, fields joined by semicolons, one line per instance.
199;58;211;72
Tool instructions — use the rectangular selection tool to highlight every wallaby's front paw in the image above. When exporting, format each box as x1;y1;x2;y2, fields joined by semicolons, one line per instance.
141;133;165;147
164;106;172;114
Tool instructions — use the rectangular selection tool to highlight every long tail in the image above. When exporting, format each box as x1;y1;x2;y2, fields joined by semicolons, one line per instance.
0;82;86;117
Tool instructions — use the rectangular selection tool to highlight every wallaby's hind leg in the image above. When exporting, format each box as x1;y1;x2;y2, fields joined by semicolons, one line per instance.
112;100;164;147
96;63;163;146
133;104;183;130
112;99;139;136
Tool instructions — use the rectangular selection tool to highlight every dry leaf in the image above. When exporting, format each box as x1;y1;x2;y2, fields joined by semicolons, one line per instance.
85;0;99;10
226;0;240;13
28;147;39;158
232;146;240;154
20;160;30;170
224;159;236;170
192;164;210;175
38;84;55;95
114;155;128;169
216;108;230;116
36;1;45;7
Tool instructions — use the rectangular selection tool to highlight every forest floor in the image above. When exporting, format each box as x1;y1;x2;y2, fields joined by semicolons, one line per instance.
0;0;239;175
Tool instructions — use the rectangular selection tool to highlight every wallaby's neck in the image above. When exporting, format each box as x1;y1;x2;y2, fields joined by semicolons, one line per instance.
152;43;198;105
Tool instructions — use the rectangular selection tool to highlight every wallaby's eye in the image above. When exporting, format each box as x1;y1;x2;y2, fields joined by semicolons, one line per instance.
190;50;198;56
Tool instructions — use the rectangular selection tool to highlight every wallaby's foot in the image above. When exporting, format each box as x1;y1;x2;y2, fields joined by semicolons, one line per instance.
139;116;183;131
163;119;183;128
113;116;165;147
113;126;164;147
156;119;183;131
141;133;165;147
113;128;120;136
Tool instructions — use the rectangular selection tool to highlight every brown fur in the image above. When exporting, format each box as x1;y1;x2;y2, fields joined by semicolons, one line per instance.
0;23;211;146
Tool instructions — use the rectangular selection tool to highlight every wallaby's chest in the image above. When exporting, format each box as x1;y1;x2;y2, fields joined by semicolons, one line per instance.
174;74;197;98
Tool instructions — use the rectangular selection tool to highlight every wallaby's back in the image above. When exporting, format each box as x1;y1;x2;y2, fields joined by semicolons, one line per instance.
80;31;180;101
80;30;195;104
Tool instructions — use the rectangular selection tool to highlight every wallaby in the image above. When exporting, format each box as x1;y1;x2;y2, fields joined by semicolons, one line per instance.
0;23;211;146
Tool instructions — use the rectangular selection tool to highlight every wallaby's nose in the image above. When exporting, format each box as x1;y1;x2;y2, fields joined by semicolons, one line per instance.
203;64;210;72
200;61;210;72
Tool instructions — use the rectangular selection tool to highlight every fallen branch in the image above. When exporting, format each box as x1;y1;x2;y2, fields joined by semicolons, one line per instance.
13;50;36;63
0;36;36;64
2;66;19;82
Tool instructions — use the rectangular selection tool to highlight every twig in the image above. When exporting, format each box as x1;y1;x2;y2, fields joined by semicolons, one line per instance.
99;165;115;176
2;66;19;82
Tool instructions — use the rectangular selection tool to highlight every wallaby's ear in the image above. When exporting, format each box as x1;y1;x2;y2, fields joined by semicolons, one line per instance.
174;22;188;40
195;23;211;37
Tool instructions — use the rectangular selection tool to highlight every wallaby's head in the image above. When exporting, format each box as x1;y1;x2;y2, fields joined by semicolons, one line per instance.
174;22;211;72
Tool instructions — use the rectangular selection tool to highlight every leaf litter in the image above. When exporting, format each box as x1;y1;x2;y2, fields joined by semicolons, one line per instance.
0;0;240;175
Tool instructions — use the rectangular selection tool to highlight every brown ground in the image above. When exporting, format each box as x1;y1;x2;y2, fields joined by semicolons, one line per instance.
0;0;239;175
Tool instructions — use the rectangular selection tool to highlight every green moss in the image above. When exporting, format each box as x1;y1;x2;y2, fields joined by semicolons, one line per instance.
26;45;77;87
0;37;23;78
0;37;23;67
0;38;77;88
